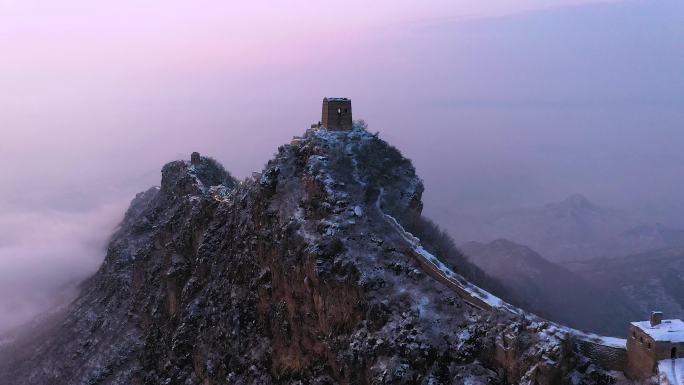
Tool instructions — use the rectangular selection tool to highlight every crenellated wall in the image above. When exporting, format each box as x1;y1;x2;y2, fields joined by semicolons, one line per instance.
576;338;628;372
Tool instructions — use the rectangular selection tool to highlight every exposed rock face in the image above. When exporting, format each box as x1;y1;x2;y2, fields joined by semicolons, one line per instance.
0;127;626;384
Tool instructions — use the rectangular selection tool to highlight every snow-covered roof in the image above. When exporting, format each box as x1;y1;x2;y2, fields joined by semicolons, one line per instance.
632;319;684;342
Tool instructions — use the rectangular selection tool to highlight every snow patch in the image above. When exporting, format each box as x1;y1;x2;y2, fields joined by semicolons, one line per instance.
633;319;684;343
659;358;684;385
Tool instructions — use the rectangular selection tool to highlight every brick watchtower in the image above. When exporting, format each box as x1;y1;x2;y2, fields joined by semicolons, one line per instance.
626;312;684;379
321;97;352;130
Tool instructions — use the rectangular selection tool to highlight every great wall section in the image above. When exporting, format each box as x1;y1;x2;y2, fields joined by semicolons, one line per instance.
379;192;684;384
376;186;634;376
211;113;680;383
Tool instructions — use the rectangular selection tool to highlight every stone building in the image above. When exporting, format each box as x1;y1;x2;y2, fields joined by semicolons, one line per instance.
321;97;352;130
626;312;684;379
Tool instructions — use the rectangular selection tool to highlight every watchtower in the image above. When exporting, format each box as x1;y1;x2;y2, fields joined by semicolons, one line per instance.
321;97;352;130
626;312;684;379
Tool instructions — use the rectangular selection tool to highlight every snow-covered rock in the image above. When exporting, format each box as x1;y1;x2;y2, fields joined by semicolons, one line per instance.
0;126;627;385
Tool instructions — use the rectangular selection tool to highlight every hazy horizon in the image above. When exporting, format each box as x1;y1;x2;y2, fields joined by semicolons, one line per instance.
1;0;683;333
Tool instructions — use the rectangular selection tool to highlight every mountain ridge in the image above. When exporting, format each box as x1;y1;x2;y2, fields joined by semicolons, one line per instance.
0;126;628;384
461;238;639;336
442;193;680;262
564;246;684;323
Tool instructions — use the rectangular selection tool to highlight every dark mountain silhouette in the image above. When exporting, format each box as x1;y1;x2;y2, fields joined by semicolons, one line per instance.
461;239;639;336
565;247;684;323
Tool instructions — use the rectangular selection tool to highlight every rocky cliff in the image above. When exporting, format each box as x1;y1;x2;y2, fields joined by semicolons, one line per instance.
0;126;627;384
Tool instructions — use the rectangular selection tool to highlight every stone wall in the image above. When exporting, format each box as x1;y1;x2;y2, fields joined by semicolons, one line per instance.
406;247;493;311
623;323;684;379
384;199;632;377
576;338;628;372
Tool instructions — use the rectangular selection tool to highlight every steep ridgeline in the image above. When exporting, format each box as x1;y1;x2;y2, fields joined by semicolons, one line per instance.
0;126;625;384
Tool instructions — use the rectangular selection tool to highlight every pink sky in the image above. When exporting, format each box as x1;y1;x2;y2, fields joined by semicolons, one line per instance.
1;0;682;333
1;1;616;109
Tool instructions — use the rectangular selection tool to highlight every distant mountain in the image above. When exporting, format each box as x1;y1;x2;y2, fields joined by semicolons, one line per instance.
447;194;683;262
461;239;639;336
615;222;684;252
564;247;684;322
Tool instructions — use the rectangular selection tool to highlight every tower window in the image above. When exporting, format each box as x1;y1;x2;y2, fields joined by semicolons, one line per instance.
632;331;636;339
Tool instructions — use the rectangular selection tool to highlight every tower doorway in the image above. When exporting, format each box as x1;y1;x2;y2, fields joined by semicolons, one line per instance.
672;347;678;360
